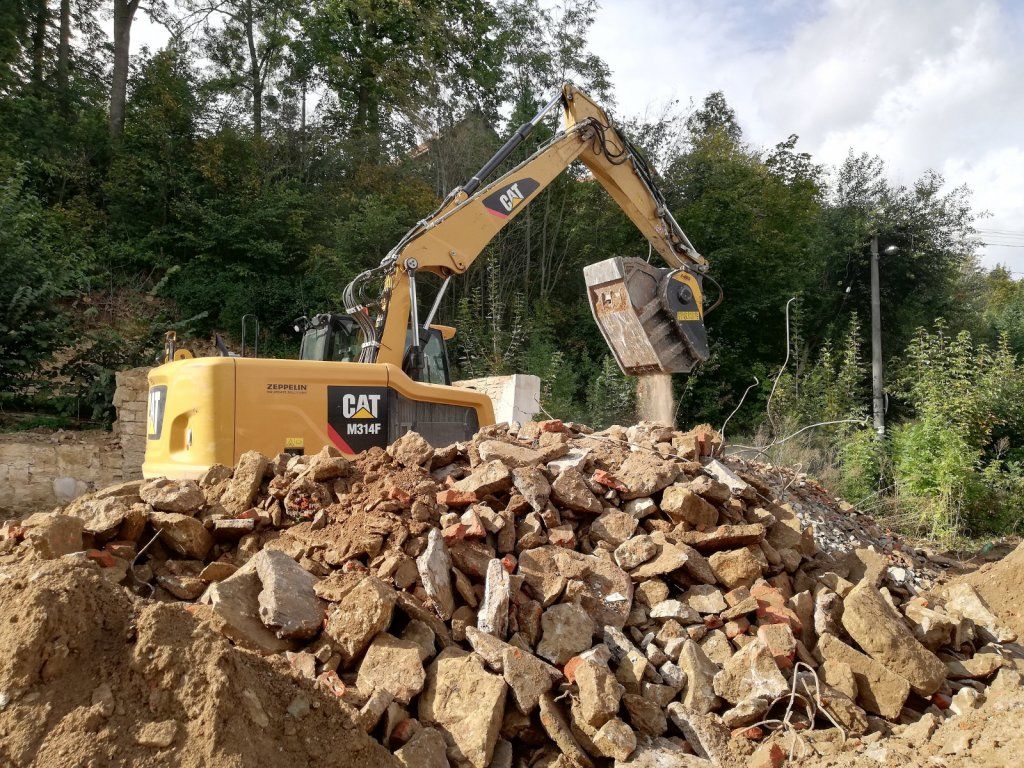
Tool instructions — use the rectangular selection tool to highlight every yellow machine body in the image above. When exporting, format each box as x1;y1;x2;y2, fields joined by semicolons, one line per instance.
143;357;494;479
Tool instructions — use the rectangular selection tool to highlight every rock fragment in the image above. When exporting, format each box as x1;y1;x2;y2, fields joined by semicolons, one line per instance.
841;581;947;696
420;648;508;768
252;549;322;640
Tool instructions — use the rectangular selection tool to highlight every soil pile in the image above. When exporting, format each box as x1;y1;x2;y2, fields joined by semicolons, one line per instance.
1;419;1021;768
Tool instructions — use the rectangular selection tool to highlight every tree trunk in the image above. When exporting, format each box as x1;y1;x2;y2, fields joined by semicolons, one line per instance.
243;0;262;138
57;0;70;107
109;0;140;140
31;0;47;91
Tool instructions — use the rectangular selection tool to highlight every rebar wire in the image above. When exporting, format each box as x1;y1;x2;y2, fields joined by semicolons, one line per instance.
766;297;797;436
747;661;848;761
128;528;163;598
730;418;867;463
780;463;803;499
717;376;760;454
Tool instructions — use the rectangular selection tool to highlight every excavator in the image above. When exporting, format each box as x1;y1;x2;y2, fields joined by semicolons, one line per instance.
144;83;716;479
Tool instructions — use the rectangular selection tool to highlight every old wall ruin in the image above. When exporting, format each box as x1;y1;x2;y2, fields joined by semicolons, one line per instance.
0;367;150;515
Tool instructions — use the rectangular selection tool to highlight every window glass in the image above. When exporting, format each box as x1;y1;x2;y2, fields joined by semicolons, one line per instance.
328;321;359;362
405;329;450;384
299;326;328;360
422;332;448;384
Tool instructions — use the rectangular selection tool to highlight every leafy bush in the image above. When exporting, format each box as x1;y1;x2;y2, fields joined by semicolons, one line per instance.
0;163;82;392
890;322;1024;538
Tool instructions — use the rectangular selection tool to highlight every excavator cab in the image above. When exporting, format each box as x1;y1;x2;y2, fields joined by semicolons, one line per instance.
298;313;453;385
298;314;362;362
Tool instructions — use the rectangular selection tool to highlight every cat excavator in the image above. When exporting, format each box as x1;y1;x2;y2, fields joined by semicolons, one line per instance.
144;83;717;479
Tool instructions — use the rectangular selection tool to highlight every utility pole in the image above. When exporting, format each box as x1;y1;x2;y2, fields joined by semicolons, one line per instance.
870;234;885;436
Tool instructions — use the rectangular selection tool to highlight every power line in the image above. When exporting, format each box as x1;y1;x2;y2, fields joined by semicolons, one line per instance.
976;228;1024;236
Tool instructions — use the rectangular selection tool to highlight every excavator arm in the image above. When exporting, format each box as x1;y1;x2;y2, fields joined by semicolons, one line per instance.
347;83;714;377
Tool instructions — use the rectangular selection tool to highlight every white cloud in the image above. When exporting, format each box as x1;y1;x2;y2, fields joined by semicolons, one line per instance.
591;0;1024;269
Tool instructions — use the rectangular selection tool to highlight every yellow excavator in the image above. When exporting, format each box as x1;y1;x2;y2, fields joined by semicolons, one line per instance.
144;84;716;479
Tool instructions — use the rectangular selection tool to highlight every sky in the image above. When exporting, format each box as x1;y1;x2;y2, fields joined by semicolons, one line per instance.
588;0;1024;270
118;0;1024;270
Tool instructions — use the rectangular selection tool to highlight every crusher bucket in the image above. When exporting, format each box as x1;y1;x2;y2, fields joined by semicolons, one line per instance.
584;257;710;375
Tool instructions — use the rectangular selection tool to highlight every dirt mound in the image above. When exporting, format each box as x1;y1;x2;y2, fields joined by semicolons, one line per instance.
956;541;1024;640
1;419;1022;768
0;560;395;768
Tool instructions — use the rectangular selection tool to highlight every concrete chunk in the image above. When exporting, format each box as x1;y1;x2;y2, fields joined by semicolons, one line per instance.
576;658;624;728
502;646;559;714
27;514;83;559
208;567;295;655
418;528;456;621
324;575;396;666
148;512;213;560
356;633;427;705
815;633;910;719
537;603;595;665
479;440;544;468
478;558;511;639
252;549;323;640
551;467;604;514
220;451;267;514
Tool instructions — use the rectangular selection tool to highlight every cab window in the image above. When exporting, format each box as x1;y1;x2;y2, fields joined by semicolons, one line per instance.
405;328;451;385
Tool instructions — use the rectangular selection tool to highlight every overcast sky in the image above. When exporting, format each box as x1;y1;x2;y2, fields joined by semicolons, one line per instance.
588;0;1024;270
121;0;1024;269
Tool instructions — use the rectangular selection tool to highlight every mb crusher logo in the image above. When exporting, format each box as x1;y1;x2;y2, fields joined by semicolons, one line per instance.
327;386;389;453
482;177;540;218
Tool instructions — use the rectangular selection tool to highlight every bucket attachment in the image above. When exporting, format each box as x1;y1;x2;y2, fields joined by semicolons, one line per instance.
584;257;710;375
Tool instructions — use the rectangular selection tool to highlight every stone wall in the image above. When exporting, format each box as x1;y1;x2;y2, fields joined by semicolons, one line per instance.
0;431;123;516
0;366;151;516
112;366;151;479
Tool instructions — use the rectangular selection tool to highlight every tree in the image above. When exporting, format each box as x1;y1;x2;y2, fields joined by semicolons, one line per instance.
301;0;501;145
182;0;296;139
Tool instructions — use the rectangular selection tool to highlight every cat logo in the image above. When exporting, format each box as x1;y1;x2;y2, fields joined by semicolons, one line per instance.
147;385;167;440
342;393;381;419
483;178;540;218
327;386;390;454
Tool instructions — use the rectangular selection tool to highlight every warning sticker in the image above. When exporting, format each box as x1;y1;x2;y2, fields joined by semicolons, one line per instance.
327;386;389;454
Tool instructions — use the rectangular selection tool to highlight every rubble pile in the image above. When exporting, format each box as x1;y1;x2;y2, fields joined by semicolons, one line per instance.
3;420;1023;768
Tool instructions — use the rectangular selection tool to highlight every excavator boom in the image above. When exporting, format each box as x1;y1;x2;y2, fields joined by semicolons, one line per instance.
346;84;714;377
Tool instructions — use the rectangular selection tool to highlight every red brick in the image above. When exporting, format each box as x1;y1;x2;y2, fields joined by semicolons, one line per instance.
725;617;751;638
563;656;585;683
86;549;116;568
592;469;627;492
436;489;477;507
748;741;785;768
317;670;346;698
387;486;413;504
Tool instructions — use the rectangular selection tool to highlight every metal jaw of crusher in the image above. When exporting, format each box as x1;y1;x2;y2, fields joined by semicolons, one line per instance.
583;257;711;375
